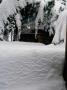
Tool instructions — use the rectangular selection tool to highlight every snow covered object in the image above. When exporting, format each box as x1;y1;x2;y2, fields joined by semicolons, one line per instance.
52;9;67;45
0;0;67;42
35;0;67;43
49;0;67;44
0;0;40;41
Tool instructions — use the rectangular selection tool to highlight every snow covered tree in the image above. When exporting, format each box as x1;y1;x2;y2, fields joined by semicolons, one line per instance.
43;0;54;32
0;0;67;42
20;2;40;33
3;12;20;41
52;0;67;44
7;14;18;41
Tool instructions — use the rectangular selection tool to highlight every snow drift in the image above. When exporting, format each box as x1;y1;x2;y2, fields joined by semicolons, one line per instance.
0;42;65;90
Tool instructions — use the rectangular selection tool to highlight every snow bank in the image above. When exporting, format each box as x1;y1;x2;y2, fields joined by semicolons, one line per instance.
0;42;65;90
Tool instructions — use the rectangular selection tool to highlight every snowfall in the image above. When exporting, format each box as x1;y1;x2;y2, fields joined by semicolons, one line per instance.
0;41;66;90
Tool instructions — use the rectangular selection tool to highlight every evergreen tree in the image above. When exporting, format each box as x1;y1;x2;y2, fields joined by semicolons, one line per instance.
7;14;18;41
43;0;54;32
43;0;66;32
3;14;18;41
20;2;40;33
3;21;9;41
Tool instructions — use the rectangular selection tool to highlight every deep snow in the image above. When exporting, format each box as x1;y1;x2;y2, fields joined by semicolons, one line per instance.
0;42;65;90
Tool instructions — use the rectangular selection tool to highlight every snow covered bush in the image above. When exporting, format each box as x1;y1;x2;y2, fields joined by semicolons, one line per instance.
52;9;67;45
52;0;67;44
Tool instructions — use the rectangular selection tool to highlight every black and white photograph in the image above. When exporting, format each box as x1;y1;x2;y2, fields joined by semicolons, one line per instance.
0;0;66;90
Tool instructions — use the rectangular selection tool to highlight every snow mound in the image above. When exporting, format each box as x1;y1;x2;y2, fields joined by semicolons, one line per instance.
0;42;65;90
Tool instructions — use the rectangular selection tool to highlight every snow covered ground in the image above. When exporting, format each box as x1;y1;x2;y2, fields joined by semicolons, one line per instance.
0;42;66;90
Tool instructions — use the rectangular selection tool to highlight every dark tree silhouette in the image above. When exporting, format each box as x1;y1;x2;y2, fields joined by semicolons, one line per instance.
0;0;2;3
63;28;67;89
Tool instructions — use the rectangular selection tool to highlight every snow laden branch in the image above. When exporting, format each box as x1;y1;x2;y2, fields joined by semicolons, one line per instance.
0;0;67;43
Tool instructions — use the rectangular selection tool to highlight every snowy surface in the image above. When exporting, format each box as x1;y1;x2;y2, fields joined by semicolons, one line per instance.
0;42;66;90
